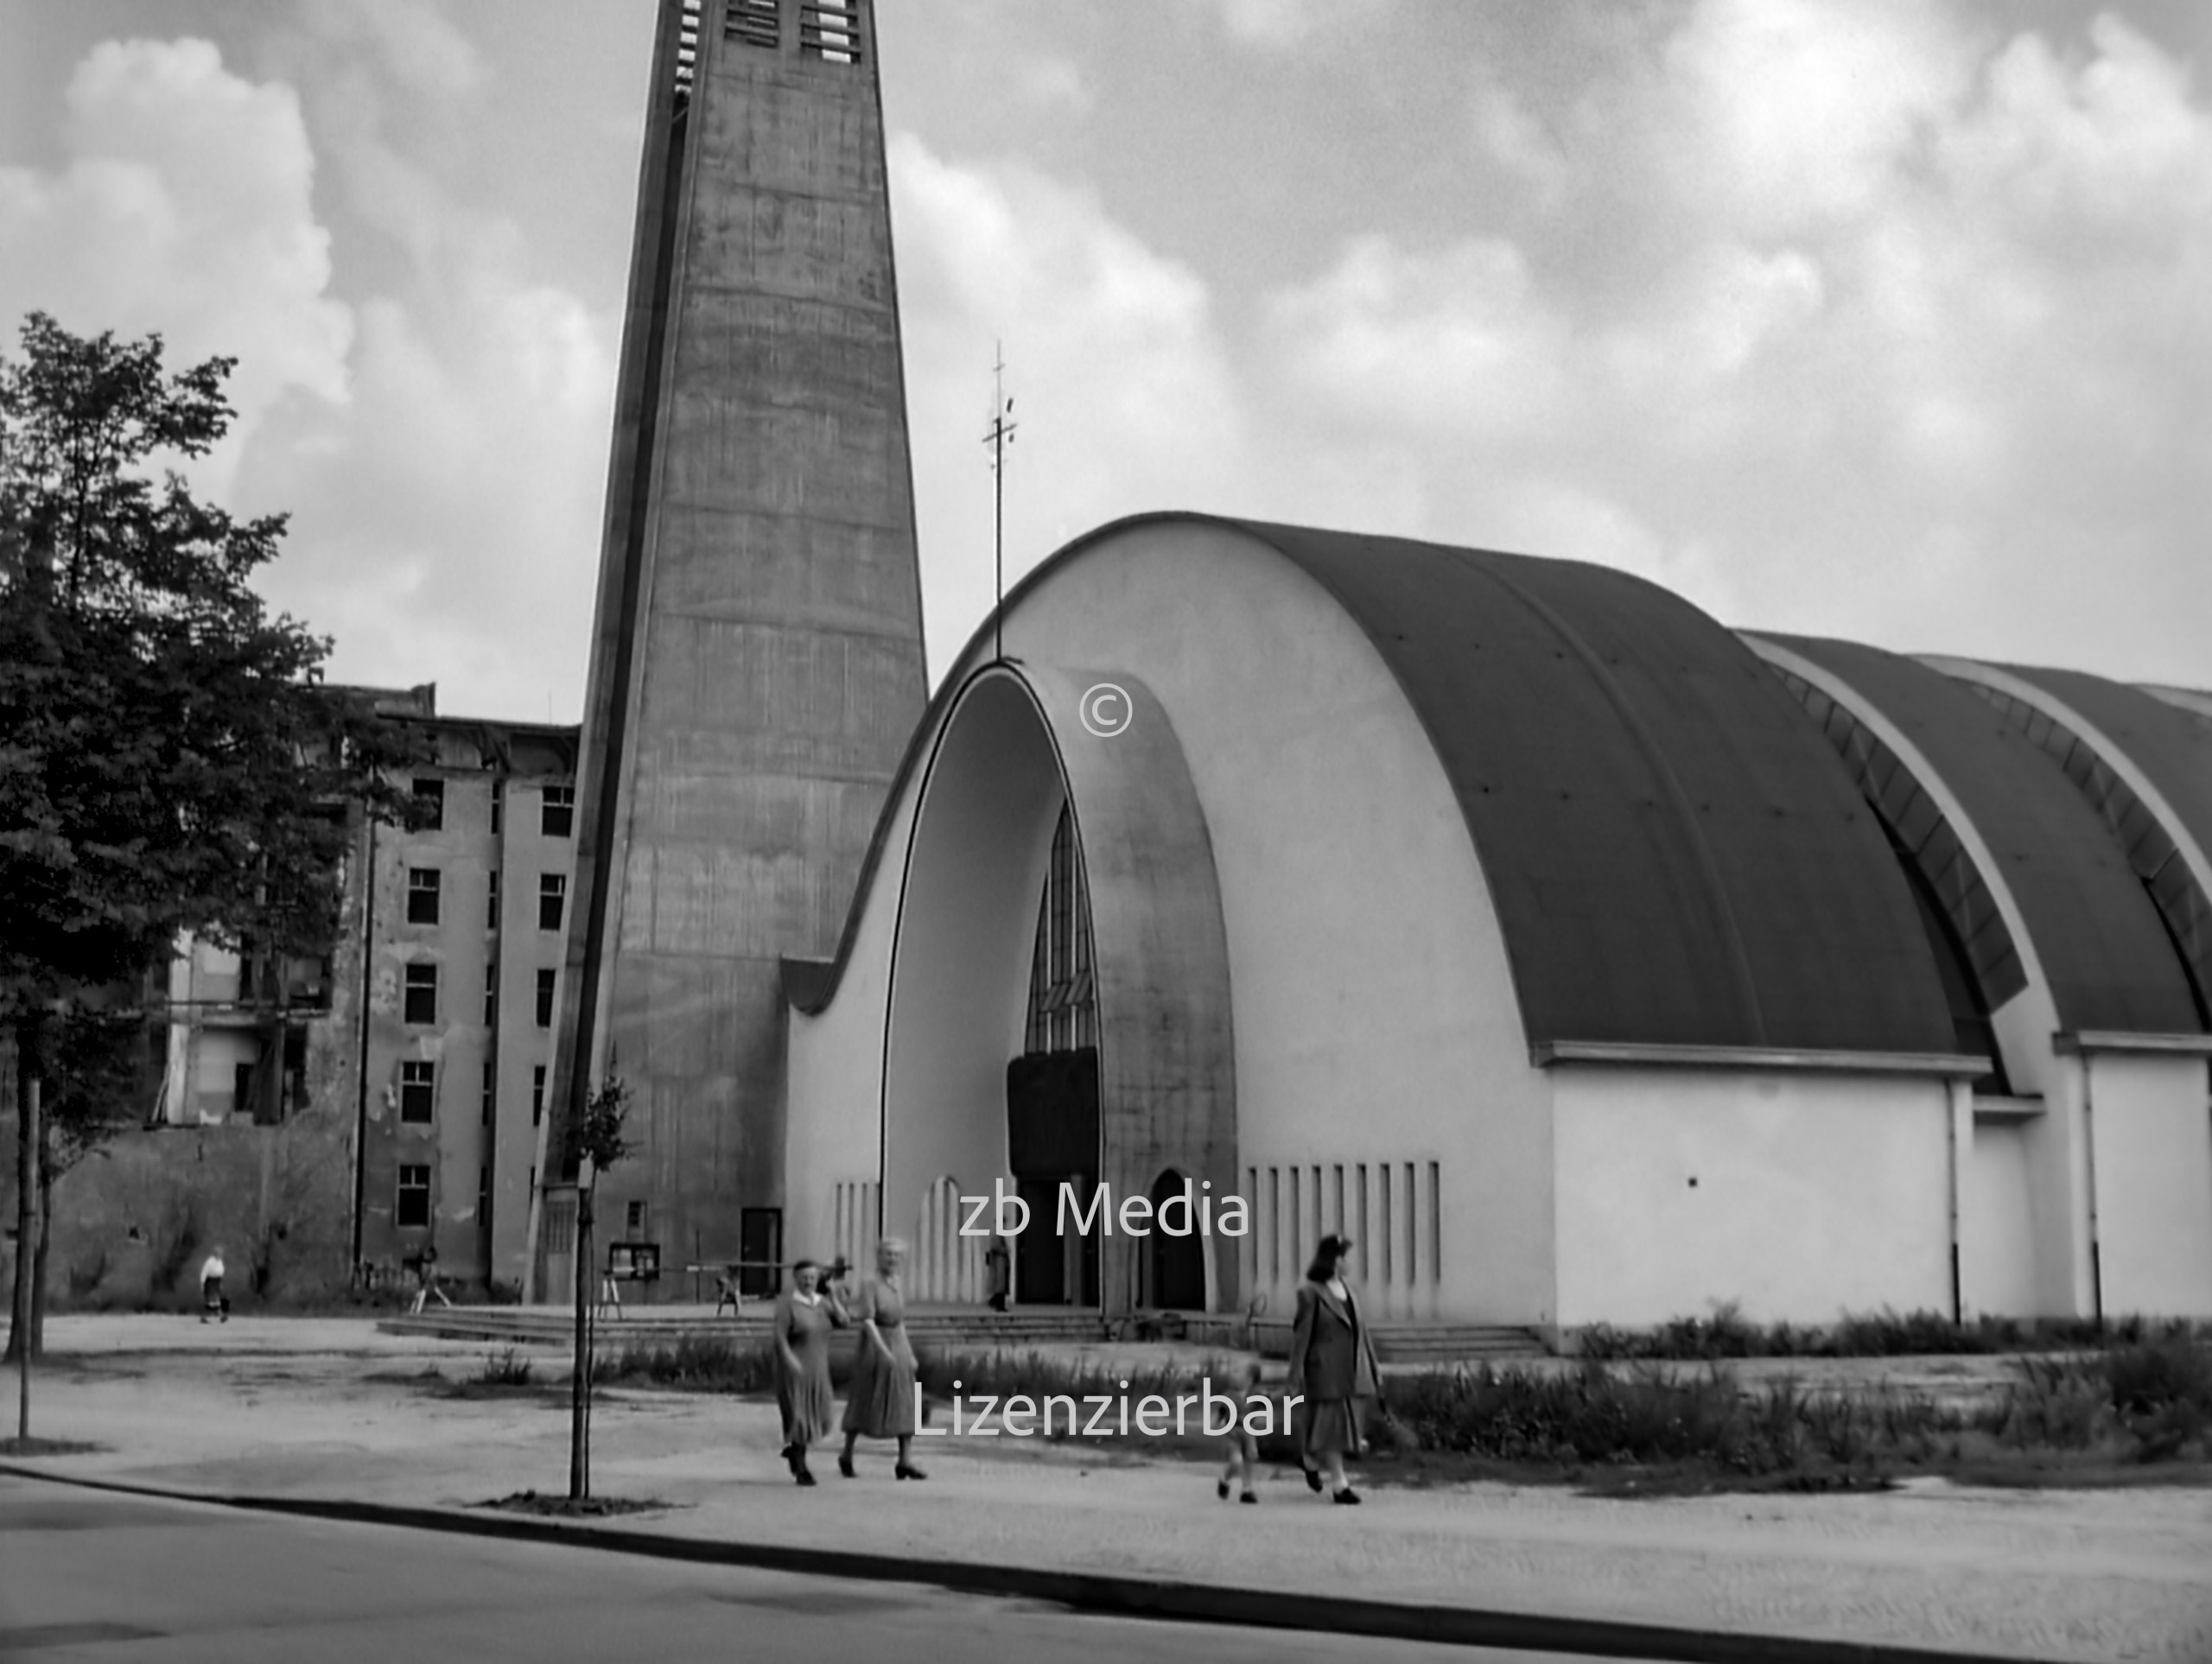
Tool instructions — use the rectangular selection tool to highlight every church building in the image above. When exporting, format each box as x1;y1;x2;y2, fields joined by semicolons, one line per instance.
539;0;2212;1335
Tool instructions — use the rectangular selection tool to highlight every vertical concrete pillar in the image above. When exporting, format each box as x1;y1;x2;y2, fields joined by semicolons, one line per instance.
536;0;926;1295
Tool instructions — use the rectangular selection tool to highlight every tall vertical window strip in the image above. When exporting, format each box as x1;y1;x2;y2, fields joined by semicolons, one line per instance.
1404;1162;1419;1288
1379;1170;1393;1286
1268;1168;1280;1286
536;969;556;1028
481;1059;494;1127
1356;1165;1370;1282
478;1165;491;1229
411;778;444;830
487;871;499;930
490;777;502;836
532;1065;546;1126
539;873;567;931
405;867;441;925
1427;1162;1441;1287
484;960;497;1025
1024;805;1096;1054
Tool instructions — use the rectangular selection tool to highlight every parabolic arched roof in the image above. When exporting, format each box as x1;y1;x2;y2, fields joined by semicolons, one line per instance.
1225;520;1956;1054
793;512;1960;1057
1758;635;2203;1035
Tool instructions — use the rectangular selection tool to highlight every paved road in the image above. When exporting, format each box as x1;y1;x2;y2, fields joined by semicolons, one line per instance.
0;1476;1663;1663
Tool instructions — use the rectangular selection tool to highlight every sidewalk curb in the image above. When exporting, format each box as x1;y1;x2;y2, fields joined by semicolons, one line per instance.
0;1462;2050;1664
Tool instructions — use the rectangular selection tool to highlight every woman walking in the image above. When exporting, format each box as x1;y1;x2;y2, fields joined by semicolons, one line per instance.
1288;1233;1381;1505
772;1259;844;1485
838;1238;925;1480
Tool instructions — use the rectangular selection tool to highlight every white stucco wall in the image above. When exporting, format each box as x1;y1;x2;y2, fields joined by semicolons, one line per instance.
2026;1058;2096;1318
1550;1066;1953;1327
1962;1113;2040;1318
784;780;917;1274
2087;1051;2212;1317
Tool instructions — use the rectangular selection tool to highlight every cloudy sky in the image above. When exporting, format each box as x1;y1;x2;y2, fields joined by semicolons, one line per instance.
4;0;2209;721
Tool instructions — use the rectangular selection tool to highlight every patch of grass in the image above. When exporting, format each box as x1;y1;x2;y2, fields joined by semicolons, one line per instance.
0;1436;104;1457
1370;1339;2212;1493
1574;1305;2208;1362
477;1489;672;1518
475;1347;535;1388
595;1332;777;1393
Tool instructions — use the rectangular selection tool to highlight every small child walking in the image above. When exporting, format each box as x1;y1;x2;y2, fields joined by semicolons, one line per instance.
1216;1355;1262;1504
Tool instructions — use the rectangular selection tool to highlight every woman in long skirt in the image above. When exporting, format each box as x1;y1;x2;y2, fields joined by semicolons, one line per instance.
838;1237;925;1479
1288;1232;1382;1504
772;1259;844;1485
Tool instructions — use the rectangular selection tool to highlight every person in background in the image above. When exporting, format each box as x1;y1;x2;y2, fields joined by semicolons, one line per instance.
984;1235;1011;1313
409;1240;449;1314
838;1237;924;1480
772;1258;846;1485
199;1246;229;1323
1216;1354;1262;1503
1288;1232;1381;1505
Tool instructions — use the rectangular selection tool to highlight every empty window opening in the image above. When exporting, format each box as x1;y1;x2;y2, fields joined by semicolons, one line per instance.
406;867;441;925
541;784;575;838
404;963;438;1026
411;778;445;830
397;1164;431;1228
532;1064;547;1126
539;873;567;932
400;1060;435;1124
536;969;556;1028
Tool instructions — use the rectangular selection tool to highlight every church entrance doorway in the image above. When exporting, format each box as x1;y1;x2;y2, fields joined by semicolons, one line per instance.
1147;1169;1206;1309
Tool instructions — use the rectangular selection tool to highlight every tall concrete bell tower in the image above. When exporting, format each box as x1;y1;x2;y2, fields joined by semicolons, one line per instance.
531;0;926;1295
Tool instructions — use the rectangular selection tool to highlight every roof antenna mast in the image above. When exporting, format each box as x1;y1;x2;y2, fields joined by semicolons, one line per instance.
983;342;1018;664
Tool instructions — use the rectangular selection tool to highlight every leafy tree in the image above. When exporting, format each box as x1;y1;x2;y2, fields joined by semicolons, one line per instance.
570;1074;630;1499
2;312;421;1368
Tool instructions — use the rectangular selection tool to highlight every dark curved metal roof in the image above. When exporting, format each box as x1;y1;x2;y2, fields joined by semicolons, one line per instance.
1766;638;2203;1035
1228;520;1955;1052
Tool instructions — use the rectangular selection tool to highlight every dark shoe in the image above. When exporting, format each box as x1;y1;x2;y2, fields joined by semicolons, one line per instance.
1217;1479;1230;1501
1304;1467;1323;1493
1239;1491;1258;1504
795;1466;816;1487
837;1454;855;1479
894;1464;927;1481
1333;1487;1362;1505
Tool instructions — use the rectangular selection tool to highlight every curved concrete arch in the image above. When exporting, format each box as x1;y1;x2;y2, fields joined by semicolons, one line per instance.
1926;657;2212;1031
879;663;1236;1315
1745;636;2088;1104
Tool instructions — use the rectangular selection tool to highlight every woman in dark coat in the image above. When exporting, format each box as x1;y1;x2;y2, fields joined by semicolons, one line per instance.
1287;1233;1381;1504
837;1237;925;1479
772;1259;845;1485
